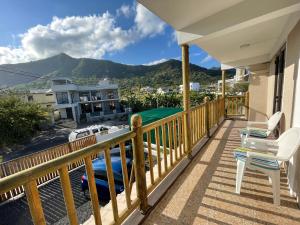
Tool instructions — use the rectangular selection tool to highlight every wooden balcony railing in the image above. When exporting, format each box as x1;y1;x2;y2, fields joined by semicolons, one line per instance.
225;92;249;118
0;135;97;202
0;96;227;225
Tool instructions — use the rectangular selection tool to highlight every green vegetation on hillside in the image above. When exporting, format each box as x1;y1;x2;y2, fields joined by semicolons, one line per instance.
1;53;228;91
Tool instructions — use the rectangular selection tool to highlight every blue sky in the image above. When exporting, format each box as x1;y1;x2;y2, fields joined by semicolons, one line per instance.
0;0;219;68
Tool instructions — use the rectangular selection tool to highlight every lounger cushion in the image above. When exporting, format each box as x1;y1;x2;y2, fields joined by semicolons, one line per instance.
240;128;268;138
234;149;280;170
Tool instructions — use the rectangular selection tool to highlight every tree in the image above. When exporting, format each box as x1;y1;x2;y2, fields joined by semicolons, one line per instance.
0;96;48;146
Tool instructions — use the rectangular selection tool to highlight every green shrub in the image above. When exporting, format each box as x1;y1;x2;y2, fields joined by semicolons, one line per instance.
0;96;48;146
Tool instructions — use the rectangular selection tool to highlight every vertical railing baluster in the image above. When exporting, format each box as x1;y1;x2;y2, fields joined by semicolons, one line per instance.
155;127;162;178
24;180;46;225
173;119;178;161
198;108;201;140
178;116;182;158
162;122;168;172
167;122;173;166
182;112;186;154
204;97;210;137
147;132;154;185
120;142;131;208
245;91;249;119
104;148;119;222
59;166;78;225
84;157;102;225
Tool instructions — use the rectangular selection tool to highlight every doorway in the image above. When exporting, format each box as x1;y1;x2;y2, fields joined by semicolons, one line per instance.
273;48;285;113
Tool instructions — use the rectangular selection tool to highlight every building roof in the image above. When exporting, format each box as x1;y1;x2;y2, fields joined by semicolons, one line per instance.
29;89;53;94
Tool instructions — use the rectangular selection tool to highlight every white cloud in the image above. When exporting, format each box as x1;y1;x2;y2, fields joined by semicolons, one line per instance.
116;4;132;18
134;3;166;38
168;30;177;47
143;58;168;66
171;31;177;43
200;54;213;64
0;3;166;64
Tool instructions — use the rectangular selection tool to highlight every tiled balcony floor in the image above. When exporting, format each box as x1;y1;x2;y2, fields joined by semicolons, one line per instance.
143;120;300;225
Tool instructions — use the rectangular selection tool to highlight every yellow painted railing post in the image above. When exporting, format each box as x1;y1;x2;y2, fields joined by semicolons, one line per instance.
84;157;102;225
216;95;220;125
181;44;192;157
204;97;210;138
245;91;249;120
131;114;149;214
58;166;78;225
24;180;46;225
222;70;227;118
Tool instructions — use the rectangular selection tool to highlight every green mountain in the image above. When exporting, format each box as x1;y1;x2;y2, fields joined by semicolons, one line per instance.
0;53;225;89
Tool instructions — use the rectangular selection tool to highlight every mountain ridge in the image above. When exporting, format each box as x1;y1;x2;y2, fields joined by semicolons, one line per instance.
0;53;225;89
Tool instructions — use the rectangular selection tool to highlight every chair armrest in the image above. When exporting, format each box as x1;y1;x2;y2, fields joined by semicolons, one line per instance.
247;151;278;160
247;121;268;126
243;146;278;154
245;137;278;145
245;126;268;131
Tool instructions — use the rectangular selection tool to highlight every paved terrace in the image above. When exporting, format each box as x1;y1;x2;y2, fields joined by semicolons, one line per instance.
143;120;300;225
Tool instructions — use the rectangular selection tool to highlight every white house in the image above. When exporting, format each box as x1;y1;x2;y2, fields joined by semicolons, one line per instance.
217;68;249;93
51;78;123;123
140;86;155;93
157;87;173;94
179;82;200;93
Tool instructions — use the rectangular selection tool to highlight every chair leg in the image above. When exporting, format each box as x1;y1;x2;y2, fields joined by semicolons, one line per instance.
268;176;272;184
241;134;246;147
271;170;280;205
236;160;246;194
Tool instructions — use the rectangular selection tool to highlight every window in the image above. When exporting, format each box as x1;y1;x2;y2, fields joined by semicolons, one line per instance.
106;90;115;99
27;95;33;102
79;92;90;102
56;92;69;104
92;128;99;134
93;103;102;112
76;131;90;139
71;92;79;103
91;91;101;100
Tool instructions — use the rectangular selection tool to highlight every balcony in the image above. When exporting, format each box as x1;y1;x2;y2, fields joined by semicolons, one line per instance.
0;95;298;225
142;119;300;225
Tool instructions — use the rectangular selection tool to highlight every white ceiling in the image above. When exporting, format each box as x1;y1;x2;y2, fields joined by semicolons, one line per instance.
138;0;300;68
139;0;243;30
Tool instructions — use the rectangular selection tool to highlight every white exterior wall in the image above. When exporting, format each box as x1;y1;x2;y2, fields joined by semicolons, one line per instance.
190;82;200;91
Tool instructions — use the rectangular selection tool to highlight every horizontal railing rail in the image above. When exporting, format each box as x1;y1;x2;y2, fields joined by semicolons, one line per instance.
0;131;136;225
0;95;228;225
0;135;97;202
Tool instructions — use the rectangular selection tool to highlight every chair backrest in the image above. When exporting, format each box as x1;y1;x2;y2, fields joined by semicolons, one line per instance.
267;111;282;131
277;127;300;161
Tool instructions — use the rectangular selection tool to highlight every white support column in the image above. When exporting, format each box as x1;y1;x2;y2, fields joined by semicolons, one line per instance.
71;106;77;122
67;91;72;104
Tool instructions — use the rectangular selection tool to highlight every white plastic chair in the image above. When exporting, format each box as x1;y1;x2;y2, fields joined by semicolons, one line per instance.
235;127;300;205
241;111;283;144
